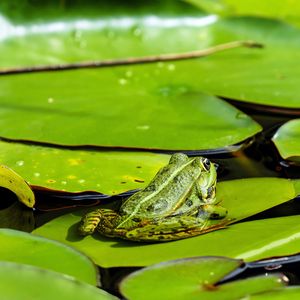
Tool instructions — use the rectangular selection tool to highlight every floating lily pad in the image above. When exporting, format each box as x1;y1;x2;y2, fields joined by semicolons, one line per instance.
120;256;286;300
272;119;300;162
0;79;261;150
0;141;169;193
188;0;300;27
34;178;295;267
250;287;300;299
292;179;300;196
0;261;117;300
1;2;300;114
0;228;98;285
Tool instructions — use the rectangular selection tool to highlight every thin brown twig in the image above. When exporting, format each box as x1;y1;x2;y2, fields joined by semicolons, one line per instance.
0;40;263;76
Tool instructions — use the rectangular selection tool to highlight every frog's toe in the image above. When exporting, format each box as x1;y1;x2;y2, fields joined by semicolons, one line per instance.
201;204;228;219
78;209;102;236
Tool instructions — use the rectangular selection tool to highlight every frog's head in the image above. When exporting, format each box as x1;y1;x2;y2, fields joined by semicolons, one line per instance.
198;157;217;203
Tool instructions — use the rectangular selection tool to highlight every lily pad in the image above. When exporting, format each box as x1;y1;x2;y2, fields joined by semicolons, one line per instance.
120;256;286;300
0;261;117;300
250;287;300;299
0;141;169;194
1;2;300;113
0;228;98;285
0;164;34;207
0;79;261;150
272;119;300;162
33;178;295;267
292;179;300;196
188;0;300;26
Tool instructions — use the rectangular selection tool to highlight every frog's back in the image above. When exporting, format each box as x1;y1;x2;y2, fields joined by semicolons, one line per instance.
120;154;202;218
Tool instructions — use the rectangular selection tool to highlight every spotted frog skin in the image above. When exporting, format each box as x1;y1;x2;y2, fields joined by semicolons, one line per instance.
78;153;228;242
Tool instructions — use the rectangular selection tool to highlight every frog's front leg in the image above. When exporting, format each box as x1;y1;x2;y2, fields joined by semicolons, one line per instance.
78;208;120;236
124;215;229;242
200;204;228;219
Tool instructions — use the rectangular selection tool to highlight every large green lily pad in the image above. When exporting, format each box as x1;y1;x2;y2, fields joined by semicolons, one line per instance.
0;228;98;285
1;2;300;113
0;141;169;193
0;261;117;300
120;257;285;300
34;178;296;267
272;119;300;162
0;80;261;150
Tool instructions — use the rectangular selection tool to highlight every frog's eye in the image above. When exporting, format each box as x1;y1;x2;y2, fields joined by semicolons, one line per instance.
201;158;211;171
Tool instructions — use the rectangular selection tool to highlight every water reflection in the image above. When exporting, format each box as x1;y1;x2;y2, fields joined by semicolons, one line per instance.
0;202;34;232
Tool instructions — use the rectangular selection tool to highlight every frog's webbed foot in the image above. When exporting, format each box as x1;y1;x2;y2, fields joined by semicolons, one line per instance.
125;215;230;242
78;208;119;236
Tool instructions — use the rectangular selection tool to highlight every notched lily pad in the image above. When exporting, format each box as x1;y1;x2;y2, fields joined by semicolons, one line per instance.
272;119;300;162
119;256;286;300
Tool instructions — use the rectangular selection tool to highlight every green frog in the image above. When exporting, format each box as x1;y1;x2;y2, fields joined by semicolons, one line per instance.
78;153;228;242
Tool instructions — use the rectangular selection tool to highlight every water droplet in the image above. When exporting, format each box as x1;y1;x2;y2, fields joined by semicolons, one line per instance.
16;160;24;166
131;26;142;37
209;271;215;276
125;70;133;78
136;125;150;130
61;181;67;185
48;97;54;104
34;172;40;177
106;30;116;39
79;40;87;48
78;179;85;184
158;86;172;97
119;78;128;85
157;62;165;68
73;30;82;41
236;112;248;120
167;64;176;71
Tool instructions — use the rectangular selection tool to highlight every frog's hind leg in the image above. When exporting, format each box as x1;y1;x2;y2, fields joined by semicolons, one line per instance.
78;208;119;236
125;215;230;242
